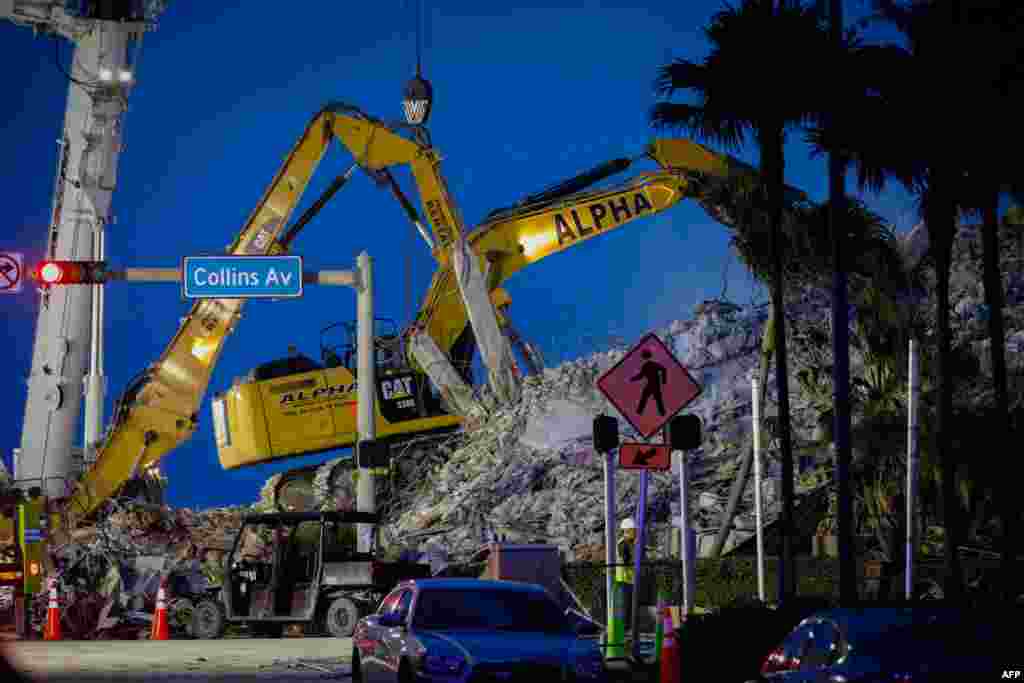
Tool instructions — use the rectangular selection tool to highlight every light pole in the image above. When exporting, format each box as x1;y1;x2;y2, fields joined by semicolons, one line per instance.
355;251;376;553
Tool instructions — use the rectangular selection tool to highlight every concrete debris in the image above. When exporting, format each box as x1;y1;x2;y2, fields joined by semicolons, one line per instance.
11;498;251;638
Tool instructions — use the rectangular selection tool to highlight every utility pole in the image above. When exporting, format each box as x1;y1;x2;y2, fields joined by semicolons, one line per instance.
4;1;169;499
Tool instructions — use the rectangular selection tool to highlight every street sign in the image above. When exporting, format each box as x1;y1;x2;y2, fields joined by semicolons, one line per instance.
596;332;702;439
619;442;671;470
0;252;24;294
183;255;303;299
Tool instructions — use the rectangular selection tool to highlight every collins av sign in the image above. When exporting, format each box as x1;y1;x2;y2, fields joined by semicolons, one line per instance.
183;256;303;299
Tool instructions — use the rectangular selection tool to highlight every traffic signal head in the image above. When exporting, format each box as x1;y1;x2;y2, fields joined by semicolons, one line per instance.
31;260;108;285
667;414;702;451
593;415;620;453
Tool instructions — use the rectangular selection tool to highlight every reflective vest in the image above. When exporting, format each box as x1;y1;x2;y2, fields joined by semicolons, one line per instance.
615;538;634;584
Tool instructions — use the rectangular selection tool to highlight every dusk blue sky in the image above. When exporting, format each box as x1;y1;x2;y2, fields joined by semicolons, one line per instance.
2;1;919;509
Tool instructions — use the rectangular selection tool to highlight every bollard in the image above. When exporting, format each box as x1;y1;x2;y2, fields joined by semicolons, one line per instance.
605;582;626;659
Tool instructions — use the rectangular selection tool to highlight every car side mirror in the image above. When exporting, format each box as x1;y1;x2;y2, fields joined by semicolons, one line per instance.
379;612;406;628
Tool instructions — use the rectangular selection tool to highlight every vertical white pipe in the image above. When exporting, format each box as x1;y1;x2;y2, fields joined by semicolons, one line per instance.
752;376;766;602
356;251;376;553
677;450;696;615
84;226;105;467
603;451;616;632
905;337;919;600
630;470;649;660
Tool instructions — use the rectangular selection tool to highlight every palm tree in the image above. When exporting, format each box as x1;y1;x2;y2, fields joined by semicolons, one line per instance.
815;0;859;606
807;0;1016;601
952;1;1024;601
651;0;834;604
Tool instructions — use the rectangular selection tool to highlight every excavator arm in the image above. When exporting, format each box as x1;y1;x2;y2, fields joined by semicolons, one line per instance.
63;103;477;527
410;138;785;375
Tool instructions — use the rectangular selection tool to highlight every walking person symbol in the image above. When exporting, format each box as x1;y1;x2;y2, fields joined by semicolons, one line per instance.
631;350;667;415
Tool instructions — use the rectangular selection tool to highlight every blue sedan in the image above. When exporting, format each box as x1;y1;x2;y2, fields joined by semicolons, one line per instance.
351;578;606;683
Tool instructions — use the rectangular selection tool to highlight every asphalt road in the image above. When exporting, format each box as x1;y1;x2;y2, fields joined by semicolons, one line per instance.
3;636;353;681
2;635;659;682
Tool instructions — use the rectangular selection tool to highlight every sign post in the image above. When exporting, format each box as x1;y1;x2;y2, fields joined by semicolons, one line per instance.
630;469;649;661
596;333;702;663
676;448;696;616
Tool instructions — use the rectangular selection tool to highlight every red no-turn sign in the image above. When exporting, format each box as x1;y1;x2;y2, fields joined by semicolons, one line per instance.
0;252;24;294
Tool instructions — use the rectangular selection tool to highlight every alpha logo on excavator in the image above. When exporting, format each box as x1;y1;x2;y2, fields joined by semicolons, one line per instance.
279;382;357;405
553;191;654;246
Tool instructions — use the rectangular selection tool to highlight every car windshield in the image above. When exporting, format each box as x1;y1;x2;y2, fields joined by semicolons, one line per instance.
412;588;571;633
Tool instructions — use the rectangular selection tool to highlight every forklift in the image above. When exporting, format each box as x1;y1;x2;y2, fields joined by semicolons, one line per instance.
190;510;429;639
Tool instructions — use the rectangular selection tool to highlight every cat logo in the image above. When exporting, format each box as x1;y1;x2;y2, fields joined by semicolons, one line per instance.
553;191;653;246
381;376;414;401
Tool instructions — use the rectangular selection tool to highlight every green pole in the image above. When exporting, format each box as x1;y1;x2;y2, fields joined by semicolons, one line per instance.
653;587;667;663
605;582;626;659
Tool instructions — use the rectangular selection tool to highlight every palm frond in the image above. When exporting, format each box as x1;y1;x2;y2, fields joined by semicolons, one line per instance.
652;59;709;97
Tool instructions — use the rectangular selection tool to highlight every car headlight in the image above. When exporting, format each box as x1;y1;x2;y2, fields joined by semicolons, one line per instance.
573;653;605;679
421;654;466;675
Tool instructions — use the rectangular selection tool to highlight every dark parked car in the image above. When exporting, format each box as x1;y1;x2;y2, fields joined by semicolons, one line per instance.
752;607;1006;682
351;578;606;683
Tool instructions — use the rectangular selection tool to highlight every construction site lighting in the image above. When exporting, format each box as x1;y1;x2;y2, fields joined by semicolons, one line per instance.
118;69;133;83
99;67;114;82
402;75;433;126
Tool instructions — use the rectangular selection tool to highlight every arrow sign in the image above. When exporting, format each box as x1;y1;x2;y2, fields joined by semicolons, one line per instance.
619;442;671;471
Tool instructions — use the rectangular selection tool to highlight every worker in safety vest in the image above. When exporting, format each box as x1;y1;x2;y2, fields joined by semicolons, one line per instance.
615;518;636;629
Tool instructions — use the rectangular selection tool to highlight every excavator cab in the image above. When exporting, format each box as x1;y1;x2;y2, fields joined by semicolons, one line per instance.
319;318;404;372
211;317;461;471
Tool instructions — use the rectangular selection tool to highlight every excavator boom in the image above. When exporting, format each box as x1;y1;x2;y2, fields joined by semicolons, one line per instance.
411;138;793;374
64;103;475;527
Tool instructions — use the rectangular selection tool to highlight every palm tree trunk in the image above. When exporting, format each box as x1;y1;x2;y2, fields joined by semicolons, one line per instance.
928;186;964;602
979;193;1013;600
761;124;797;605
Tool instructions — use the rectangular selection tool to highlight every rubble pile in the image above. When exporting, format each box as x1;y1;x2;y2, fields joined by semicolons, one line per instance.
329;222;1024;563
19;501;250;638
356;299;814;561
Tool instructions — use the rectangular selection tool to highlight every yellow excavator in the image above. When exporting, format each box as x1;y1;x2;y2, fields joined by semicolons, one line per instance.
47;99;793;532
209;129;793;508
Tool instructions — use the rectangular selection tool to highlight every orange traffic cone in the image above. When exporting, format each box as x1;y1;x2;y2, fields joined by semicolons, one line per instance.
43;577;62;641
659;607;680;683
150;576;170;641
